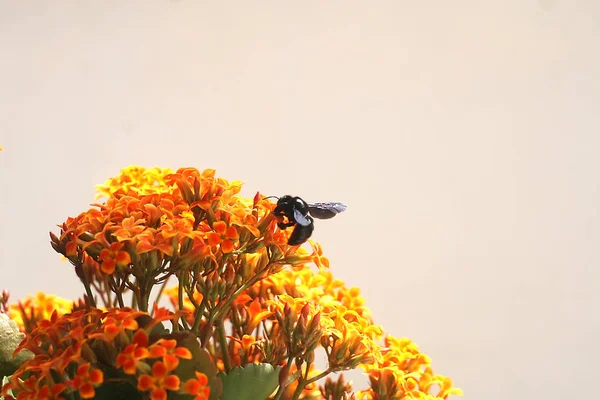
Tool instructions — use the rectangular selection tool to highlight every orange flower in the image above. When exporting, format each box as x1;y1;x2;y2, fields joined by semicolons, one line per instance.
309;241;330;269
112;216;146;241
116;330;151;375
67;363;104;399
135;229;174;256
148;338;193;370
137;361;180;400
207;221;239;253
228;334;261;367
3;375;66;400
98;242;131;274
242;298;273;334
89;308;144;341
183;371;211;400
160;217;195;241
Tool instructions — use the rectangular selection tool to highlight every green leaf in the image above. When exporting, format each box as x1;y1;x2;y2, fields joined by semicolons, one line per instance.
219;363;281;400
92;381;142;400
0;314;33;379
164;331;223;400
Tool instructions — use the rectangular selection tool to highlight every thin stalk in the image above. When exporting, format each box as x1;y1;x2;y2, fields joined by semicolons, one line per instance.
210;263;277;322
80;268;96;308
109;275;125;307
191;295;208;334
217;317;232;372
291;361;315;400
272;355;295;400
304;368;331;386
154;275;170;305
291;368;332;400
177;271;190;329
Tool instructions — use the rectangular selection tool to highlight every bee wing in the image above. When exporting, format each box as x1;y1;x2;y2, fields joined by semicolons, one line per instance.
293;208;313;226
307;202;347;219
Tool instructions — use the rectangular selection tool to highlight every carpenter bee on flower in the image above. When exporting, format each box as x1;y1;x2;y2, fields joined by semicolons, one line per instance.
267;195;347;245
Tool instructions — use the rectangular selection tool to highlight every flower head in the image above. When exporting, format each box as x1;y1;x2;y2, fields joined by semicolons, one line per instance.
207;221;239;253
183;371;211;400
137;361;181;400
66;363;104;399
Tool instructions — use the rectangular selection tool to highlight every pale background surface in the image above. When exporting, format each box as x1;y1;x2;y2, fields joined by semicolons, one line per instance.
1;1;599;399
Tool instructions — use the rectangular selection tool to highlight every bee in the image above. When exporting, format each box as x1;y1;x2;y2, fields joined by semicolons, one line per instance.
268;195;347;245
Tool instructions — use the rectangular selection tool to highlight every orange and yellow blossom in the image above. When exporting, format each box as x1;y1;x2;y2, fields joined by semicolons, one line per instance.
66;363;104;399
7;292;74;332
95;166;174;199
357;336;463;399
137;361;180;400
116;330;151;375
183;371;211;400
250;256;373;323
207;220;239;253
148;338;193;370
1;166;462;399
1;306;196;399
97;241;132;274
51;167;281;313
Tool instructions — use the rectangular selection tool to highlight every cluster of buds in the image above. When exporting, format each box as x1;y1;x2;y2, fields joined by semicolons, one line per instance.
0;166;462;400
319;375;354;400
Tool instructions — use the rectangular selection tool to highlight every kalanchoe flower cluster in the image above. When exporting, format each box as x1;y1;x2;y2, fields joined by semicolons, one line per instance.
1;166;463;399
1;306;210;400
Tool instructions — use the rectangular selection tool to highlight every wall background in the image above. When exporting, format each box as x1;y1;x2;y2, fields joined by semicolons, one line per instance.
1;1;599;399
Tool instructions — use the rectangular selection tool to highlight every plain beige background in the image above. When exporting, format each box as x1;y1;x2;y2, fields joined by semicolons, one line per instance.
1;1;599;399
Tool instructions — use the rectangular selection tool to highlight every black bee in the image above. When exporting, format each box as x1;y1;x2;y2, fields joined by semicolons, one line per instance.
269;195;347;245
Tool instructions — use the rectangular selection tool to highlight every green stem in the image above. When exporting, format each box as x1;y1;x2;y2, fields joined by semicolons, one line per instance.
191;295;208;334
154;275;170;303
272;355;295;400
150;275;170;316
177;272;190;329
291;378;305;400
287;367;334;400
109;275;125;307
304;368;332;386
290;361;321;400
210;263;278;322
138;281;149;312
81;268;97;308
217;317;232;372
178;272;185;311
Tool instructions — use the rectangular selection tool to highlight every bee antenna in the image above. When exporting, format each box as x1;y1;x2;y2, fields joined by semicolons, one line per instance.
263;195;279;201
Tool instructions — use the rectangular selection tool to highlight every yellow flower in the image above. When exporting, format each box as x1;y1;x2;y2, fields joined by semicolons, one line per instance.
164;285;203;315
8;292;73;332
95;166;174;199
359;335;462;399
